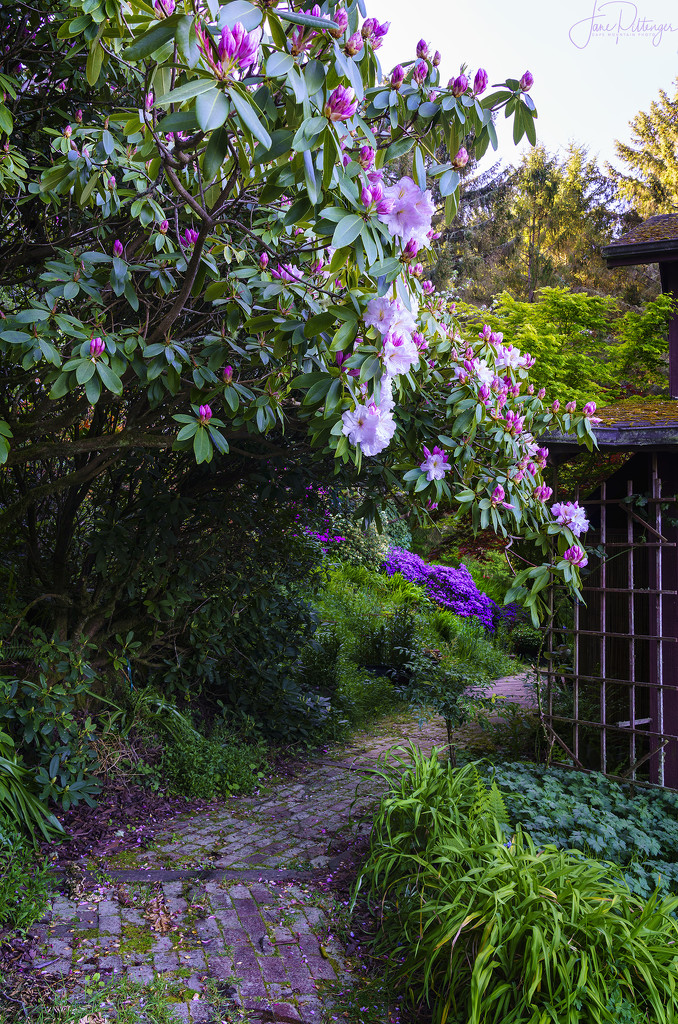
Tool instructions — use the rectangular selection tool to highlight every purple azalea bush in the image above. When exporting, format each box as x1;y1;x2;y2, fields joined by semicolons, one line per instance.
383;547;497;631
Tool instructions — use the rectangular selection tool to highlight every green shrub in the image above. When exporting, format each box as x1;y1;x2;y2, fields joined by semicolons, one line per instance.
159;734;267;799
492;763;678;899
510;623;543;658
465;550;515;604
0;630;100;811
334;663;406;728
358;751;678;1024
0;811;50;930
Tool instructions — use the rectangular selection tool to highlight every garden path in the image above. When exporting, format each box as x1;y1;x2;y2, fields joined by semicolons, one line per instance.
25;674;535;1023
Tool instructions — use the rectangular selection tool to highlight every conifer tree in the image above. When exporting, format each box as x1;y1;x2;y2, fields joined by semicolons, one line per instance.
608;80;678;217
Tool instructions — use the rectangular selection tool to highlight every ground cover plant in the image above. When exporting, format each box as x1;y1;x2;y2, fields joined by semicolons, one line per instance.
357;750;678;1024
492;762;678;900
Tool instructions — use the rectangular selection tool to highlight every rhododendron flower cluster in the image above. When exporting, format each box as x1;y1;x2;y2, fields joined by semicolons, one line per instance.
551;501;590;537
197;20;260;78
379;177;435;247
383;547;496;631
563;544;588;568
420;446;451;481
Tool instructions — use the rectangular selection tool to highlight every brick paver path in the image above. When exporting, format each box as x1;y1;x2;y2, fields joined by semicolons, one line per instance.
25;676;534;1022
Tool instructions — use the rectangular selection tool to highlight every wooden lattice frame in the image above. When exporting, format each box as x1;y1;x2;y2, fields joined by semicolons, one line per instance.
543;453;678;789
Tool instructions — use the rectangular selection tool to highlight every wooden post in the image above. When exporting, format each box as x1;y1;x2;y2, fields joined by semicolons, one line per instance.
659;262;678;399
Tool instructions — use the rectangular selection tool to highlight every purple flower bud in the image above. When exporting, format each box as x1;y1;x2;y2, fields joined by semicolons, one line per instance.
449;74;468;97
331;8;348;37
413;60;428;85
159;219;168;234
324;85;358;122
223;365;233;383
63;124;72;138
358;145;375;169
563;544;588;568
154;0;175;15
345;31;363;56
89;337;105;358
370;20;389;49
107;176;116;190
198;404;212;423
552;399;560;412
416;39;429;59
413;331;428;351
401;238;419;262
409;262;423;277
565;400;576;413
432;50;441;67
390;65;405;90
583;401;596;417
491;484;506;506
259;252;269;270
538;387;546;400
519;70;534;92
75;109;83;123
144;92;154;112
534;484;553;502
473;68;489;95
421;280;434;294
453;146;469;169
361;17;376;37
361;185;372;207
113;239;124;258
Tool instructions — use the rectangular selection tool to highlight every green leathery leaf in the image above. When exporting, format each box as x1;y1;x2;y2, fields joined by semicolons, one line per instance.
203;126;229;180
193;425;212;463
195;88;230;131
96;361;123;395
331;213;364;250
228;87;271;148
121;15;180;61
266;51;295;78
175;16;200;67
155;78;215;107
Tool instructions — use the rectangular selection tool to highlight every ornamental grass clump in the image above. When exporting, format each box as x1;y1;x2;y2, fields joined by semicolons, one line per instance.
383;547;496;629
356;750;678;1024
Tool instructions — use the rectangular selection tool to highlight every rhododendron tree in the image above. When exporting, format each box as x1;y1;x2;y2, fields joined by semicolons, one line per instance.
0;0;594;638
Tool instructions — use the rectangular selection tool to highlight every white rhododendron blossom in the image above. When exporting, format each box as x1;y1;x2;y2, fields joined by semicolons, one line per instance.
379;176;435;246
383;332;420;377
341;399;395;457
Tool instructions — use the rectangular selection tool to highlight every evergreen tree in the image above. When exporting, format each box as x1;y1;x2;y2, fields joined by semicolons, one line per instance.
608;79;678;217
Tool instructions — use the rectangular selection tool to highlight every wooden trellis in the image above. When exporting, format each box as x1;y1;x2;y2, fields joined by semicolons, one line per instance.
544;452;678;789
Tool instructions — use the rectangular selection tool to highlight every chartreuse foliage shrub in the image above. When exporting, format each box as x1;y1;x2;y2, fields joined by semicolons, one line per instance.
492;763;678;900
357;750;678;1024
0;811;50;930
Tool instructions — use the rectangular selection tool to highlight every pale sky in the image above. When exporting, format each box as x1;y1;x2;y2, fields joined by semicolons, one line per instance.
367;0;678;172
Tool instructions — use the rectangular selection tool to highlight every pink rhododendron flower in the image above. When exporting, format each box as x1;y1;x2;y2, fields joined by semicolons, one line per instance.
551;501;590;537
564;544;588;568
420;445;451;481
341;401;395;457
198;404;212;423
533;484;553;502
89;337;105;358
382;332;419;377
583;401;597;417
324;85;357;121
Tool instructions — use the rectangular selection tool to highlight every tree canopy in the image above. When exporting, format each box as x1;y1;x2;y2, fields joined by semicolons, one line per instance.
0;0;597;635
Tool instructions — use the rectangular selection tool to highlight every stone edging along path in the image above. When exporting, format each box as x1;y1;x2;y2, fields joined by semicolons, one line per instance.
23;675;537;1023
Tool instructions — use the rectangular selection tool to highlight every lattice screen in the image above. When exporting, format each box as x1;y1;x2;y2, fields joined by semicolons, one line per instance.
544;452;678;789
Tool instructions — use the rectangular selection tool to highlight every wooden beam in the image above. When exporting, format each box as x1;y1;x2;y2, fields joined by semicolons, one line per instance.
659;262;678;399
